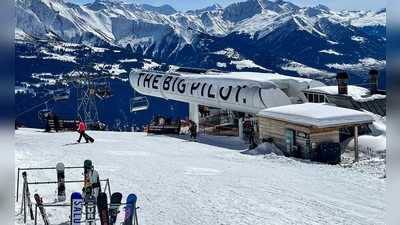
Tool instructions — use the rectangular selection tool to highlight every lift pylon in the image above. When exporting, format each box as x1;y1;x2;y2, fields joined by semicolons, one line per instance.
58;65;114;128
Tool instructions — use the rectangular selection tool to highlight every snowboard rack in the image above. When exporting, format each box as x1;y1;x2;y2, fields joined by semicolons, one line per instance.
16;166;112;223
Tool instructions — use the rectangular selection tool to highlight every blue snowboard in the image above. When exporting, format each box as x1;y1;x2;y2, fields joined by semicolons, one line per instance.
123;194;137;225
70;192;83;225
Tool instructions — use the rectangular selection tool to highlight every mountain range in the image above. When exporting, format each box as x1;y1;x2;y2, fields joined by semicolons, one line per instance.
14;0;386;129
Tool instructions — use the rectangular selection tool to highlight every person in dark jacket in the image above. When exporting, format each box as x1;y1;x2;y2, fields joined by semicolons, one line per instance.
53;114;60;132
249;126;255;145
77;120;89;143
165;116;172;125
189;120;197;141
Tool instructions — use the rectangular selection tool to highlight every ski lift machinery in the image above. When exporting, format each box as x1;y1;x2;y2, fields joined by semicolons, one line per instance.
130;91;149;112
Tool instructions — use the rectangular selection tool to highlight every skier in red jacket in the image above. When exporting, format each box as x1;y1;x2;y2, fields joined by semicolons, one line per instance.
77;120;89;143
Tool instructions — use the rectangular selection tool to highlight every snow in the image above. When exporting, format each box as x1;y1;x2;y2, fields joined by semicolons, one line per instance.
319;49;343;55
278;59;336;78
15;123;385;224
351;35;366;43
326;58;386;72
258;103;375;128
142;59;162;70
229;59;268;70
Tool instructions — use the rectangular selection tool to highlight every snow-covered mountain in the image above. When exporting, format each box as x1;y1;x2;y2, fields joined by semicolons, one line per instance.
15;0;385;74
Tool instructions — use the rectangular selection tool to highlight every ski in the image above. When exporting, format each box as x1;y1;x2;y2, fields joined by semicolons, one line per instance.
90;169;101;198
109;192;123;225
34;193;50;225
21;171;34;220
56;162;66;201
97;192;110;225
85;194;97;225
83;159;93;200
123;193;137;225
70;192;83;225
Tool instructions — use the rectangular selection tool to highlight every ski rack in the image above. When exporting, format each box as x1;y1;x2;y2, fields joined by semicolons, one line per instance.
30;199;139;225
17;166;112;223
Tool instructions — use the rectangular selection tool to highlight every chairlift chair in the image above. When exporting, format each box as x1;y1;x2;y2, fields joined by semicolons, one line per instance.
38;108;52;121
130;96;149;112
96;81;112;99
53;89;70;102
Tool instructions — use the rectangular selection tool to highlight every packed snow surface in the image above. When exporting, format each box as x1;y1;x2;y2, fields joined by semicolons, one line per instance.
15;128;385;224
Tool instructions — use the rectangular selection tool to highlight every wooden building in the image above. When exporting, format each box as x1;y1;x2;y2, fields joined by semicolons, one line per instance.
257;103;375;163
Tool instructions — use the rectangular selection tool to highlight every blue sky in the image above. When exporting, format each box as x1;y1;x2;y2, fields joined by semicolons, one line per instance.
66;0;386;12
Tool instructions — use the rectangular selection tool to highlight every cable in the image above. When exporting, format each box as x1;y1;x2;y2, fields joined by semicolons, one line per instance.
15;95;36;107
15;97;53;117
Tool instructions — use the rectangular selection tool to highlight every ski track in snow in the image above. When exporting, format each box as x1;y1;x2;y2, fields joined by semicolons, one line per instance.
15;128;385;225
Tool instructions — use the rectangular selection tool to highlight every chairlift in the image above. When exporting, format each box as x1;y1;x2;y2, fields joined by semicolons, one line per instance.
53;81;70;102
96;80;112;99
53;89;70;102
38;102;52;121
130;96;149;112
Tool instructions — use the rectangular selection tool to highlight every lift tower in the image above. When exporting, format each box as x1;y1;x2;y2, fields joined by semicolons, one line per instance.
58;65;113;128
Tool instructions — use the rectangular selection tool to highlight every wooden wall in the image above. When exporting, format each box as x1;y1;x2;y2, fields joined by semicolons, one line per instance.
259;117;340;161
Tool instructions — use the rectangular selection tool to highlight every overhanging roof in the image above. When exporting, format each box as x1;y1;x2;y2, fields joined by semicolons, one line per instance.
257;103;375;128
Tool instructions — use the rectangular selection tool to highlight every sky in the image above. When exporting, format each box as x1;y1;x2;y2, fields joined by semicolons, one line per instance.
14;110;386;224
66;0;386;12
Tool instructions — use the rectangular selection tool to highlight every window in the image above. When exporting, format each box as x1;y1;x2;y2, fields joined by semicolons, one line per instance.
308;93;314;102
319;95;325;103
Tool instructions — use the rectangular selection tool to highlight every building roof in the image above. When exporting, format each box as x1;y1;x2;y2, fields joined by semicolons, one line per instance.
305;85;385;102
257;103;375;128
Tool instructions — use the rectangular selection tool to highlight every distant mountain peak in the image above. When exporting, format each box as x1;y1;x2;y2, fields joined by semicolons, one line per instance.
141;4;177;15
186;3;223;13
376;8;386;14
315;4;330;11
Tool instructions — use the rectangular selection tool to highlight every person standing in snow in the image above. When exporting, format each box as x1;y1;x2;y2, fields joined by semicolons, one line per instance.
249;125;255;146
158;116;165;125
77;119;89;143
53;113;60;132
189;120;197;141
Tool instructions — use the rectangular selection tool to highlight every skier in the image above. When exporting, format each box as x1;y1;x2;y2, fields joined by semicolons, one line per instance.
189;120;197;141
77;119;89;143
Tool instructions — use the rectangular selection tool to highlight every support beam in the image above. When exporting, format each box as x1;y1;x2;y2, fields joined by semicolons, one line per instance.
239;118;244;139
354;125;359;162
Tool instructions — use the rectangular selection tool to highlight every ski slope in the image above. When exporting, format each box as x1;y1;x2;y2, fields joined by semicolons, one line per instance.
15;128;385;225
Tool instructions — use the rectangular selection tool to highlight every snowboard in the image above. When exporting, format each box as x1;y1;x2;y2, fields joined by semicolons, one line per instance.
70;192;83;225
34;193;50;225
109;192;123;225
90;169;101;198
97;192;110;225
83;132;95;143
83;159;93;200
21;171;34;220
85;194;97;225
56;162;66;201
123;194;137;225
